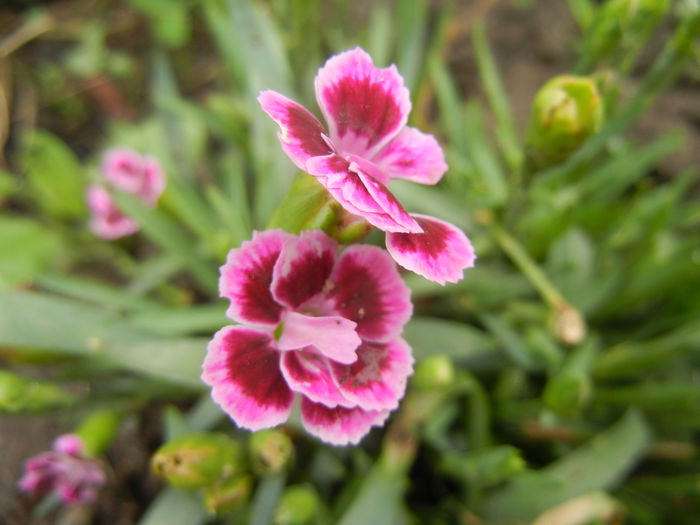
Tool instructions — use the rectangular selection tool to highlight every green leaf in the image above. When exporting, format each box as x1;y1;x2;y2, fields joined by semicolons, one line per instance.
404;317;502;367
482;410;651;521
137;488;206;525
0;290;205;388
0;216;61;287
20;130;87;218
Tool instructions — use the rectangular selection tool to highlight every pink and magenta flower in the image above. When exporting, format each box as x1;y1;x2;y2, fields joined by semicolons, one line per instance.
86;148;165;239
258;47;475;284
18;434;106;504
202;229;414;445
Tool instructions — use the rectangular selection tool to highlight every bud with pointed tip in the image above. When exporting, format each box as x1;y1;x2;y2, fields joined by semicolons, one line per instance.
526;75;603;170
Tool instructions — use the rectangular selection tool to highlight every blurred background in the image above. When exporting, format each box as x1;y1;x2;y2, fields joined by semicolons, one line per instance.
1;0;699;524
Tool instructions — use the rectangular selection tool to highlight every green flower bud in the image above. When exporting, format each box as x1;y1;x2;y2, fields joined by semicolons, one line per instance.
412;355;456;390
203;474;252;514
152;432;244;489
75;409;121;457
0;370;75;413
274;484;320;525
249;429;294;474
526;75;603;170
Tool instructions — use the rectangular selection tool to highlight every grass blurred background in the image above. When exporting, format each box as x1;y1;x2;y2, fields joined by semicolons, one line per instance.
1;0;699;524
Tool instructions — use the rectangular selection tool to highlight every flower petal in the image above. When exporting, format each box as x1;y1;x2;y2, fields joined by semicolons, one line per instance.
330;339;413;411
202;326;294;431
300;397;390;446
271;229;337;310
315;47;410;157
326;244;412;343
386;214;476;285
86;184;139;240
277;312;361;364
313;167;421;233
102;148;165;204
220;229;293;326
373;127;447;185
258;90;332;170
53;434;83;456
280;349;352;408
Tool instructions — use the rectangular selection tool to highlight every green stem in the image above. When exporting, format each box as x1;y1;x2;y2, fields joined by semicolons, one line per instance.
486;220;565;309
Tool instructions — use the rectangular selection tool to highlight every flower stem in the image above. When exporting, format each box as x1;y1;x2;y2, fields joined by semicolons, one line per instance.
478;212;587;344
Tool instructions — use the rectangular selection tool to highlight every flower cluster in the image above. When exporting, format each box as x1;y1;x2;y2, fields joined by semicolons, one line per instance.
86;148;165;239
204;47;476;445
17;433;106;504
259;47;475;284
202;229;413;445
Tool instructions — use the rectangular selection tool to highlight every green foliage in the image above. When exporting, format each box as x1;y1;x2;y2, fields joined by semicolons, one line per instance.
3;1;700;524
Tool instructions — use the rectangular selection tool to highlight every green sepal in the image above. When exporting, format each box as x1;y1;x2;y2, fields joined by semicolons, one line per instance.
203;474;252;514
267;172;341;234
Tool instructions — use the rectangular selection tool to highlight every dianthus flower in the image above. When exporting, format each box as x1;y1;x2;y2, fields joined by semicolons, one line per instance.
17;434;106;504
259;47;475;284
202;229;414;445
86;148;165;239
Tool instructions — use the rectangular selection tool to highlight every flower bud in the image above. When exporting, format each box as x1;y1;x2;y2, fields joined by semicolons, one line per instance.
0;370;75;413
549;302;587;346
274;484;320;525
203;474;252;514
412;355;456;390
151;432;244;489
249;429;294;474
526;75;603;170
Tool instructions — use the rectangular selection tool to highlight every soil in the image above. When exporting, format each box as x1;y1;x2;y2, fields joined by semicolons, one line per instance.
1;0;698;523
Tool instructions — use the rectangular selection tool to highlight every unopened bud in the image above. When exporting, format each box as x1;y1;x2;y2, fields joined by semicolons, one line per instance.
550;303;587;346
526;75;603;170
412;355;456;390
203;474;252;514
249;429;294;474
0;370;75;413
274;484;320;525
152;432;243;489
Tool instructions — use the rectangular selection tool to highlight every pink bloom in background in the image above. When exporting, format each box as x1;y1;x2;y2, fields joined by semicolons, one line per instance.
202;229;414;445
259;47;475;284
18;434;106;504
86;148;165;239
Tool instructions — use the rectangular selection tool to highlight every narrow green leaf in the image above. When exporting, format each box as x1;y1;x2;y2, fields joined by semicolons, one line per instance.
483;410;651;521
0;217;61;287
472;22;522;174
137;488;206;525
20;130;87;219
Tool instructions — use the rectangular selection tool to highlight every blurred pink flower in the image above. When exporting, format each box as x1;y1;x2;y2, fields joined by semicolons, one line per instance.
17;434;106;504
202;229;414;445
259;47;475;284
86;148;165;239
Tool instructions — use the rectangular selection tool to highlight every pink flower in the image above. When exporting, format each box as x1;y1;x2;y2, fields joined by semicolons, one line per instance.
17;434;106;504
86;148;165;239
202;229;414;445
258;47;475;284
